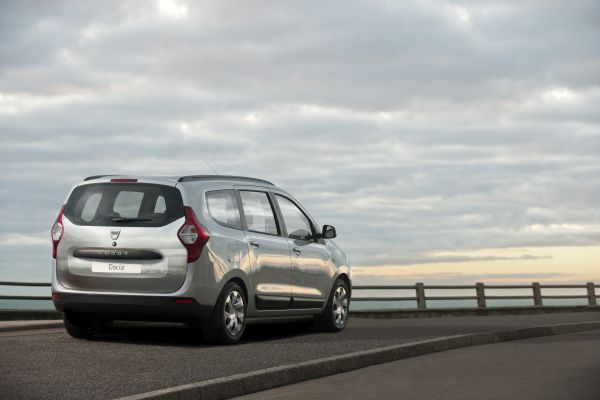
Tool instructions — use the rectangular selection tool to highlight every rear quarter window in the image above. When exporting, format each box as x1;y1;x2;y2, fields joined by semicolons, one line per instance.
206;190;242;229
64;183;184;227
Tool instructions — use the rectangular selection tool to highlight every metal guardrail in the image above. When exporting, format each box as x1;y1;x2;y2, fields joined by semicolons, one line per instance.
1;281;599;310
0;281;52;301
353;282;600;309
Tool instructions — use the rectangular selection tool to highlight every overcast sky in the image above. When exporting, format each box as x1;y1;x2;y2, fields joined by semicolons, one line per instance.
1;0;599;286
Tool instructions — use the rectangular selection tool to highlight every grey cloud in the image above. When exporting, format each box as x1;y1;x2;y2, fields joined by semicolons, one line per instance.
1;0;599;283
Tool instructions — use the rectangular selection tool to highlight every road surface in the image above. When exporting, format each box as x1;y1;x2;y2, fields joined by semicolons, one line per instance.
1;312;599;399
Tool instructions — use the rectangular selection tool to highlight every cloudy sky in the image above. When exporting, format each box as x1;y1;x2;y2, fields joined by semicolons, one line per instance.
1;0;599;286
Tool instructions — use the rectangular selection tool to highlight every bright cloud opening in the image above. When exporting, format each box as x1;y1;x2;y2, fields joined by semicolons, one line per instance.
156;0;188;19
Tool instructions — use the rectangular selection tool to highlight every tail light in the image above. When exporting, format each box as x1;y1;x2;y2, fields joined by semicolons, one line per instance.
178;207;209;263
51;205;65;259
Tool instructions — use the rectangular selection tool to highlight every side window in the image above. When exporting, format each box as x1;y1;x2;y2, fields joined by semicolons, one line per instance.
239;191;279;235
80;192;102;222
206;190;242;229
113;191;144;218
275;195;314;241
154;195;166;214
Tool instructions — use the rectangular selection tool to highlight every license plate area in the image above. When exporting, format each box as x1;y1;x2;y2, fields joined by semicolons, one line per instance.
91;261;142;274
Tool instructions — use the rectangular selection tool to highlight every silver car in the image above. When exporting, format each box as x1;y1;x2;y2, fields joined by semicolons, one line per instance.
51;175;351;344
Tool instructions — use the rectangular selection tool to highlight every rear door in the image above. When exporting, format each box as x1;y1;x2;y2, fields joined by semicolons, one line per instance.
273;194;332;309
57;181;188;293
237;189;292;310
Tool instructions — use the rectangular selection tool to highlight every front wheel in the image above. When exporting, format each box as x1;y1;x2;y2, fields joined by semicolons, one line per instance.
63;312;98;339
315;278;350;332
202;282;247;344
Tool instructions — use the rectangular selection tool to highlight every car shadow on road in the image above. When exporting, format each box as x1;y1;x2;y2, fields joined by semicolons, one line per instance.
91;319;319;347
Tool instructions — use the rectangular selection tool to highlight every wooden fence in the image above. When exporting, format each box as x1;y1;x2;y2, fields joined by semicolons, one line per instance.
1;281;599;310
352;282;599;309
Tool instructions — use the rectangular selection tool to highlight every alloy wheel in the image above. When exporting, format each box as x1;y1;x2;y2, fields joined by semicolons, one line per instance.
332;285;349;328
223;290;245;336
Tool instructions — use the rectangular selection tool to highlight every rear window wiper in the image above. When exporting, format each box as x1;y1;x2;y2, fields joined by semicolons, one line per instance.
112;217;153;223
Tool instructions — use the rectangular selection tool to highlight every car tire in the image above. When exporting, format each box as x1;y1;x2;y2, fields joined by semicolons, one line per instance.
64;312;98;339
315;278;350;332
202;282;247;345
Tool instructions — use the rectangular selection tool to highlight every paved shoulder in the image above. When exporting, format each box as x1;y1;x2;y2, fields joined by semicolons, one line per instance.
235;329;600;400
0;320;62;333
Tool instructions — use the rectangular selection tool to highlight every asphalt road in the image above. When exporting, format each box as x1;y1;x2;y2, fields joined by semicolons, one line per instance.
235;329;600;400
1;312;599;400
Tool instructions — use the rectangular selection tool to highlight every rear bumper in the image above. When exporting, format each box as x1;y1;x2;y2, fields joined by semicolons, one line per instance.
53;292;213;322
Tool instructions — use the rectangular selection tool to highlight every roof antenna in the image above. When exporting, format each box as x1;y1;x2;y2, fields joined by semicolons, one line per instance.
202;157;219;175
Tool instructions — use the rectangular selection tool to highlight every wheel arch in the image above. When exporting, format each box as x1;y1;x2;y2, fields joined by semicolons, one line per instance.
336;272;352;297
227;276;249;301
217;270;254;312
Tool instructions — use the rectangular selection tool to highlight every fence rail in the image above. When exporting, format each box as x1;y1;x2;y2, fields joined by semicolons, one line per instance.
0;281;52;301
352;282;599;309
1;281;599;310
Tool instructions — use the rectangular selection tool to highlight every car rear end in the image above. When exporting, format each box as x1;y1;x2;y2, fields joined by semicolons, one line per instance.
51;177;211;324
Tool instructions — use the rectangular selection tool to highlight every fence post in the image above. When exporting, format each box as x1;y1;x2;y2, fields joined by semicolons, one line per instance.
586;282;597;306
476;282;486;308
416;282;426;309
532;282;543;306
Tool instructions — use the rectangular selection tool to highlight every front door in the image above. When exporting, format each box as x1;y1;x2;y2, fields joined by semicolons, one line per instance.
273;194;332;309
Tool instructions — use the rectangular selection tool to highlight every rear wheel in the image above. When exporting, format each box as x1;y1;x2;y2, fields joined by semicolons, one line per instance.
202;282;247;344
315;278;350;332
63;312;98;339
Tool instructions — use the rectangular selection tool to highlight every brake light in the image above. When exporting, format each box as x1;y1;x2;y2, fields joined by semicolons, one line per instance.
51;205;65;259
177;207;209;263
110;178;138;183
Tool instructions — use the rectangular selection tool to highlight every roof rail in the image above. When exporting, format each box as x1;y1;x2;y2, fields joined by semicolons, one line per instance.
84;175;117;181
177;175;274;185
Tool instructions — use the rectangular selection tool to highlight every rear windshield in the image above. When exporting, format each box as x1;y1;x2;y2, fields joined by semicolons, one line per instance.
64;183;185;227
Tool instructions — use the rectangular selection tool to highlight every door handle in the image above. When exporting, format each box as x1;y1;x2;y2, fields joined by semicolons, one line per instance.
250;241;260;248
292;247;302;256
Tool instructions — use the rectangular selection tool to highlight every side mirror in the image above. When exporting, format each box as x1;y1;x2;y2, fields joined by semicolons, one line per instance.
322;225;337;239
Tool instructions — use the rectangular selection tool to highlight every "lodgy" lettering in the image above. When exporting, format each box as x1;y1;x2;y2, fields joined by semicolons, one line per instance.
101;250;129;256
